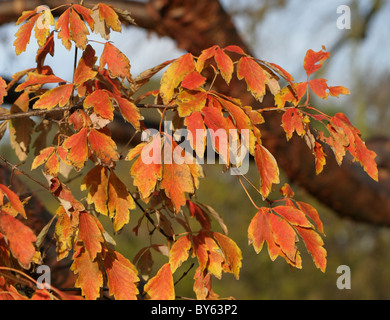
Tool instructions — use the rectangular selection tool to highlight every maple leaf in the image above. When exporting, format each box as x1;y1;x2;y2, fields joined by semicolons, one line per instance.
33;84;73;110
304;49;330;77
214;47;234;84
77;211;104;260
71;245;103;300
160;53;195;104
169;235;191;273
176;89;207;117
84;89;114;120
88;129;119;166
212;232;242;279
281;108;306;140
181;71;207;90
73;44;98;87
99;42;131;82
63;127;89;170
103;250;139;300
0;210;36;269
144;263;175;300
81;165;109;216
254;143;280;199
0;184;26;218
237;56;266;101
107;171;135;233
128;136;162;201
54;206;75;260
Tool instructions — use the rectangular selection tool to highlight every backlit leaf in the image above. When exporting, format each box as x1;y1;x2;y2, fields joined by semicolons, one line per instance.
184;111;206;158
181;71;207;90
74;44;98;87
0;184;26;218
176;89;207;117
63;127;89;170
77;211;104;260
160;53;195;104
214;47;233;84
144;263;175;300
281;108;306;140
169;235;191;273
237;56;266;101
304;49;330;76
99;42;131;82
88;129;119;166
33;84;73;110
296;227;327;272
84;89;114;120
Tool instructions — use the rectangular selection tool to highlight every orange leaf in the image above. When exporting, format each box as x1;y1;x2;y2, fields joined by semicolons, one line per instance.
129;137;162;200
33;84;73;110
0;210;36;269
195;45;217;72
69;7;90;50
144;263;175;300
181;70;207;90
176;89;207;117
73;4;94;30
193;267;219;300
254;143;280;199
160;53;195;104
99;42;131;82
107;171;135;233
0;184;26;218
304;49;330;76
68;109;92;130
55;8;71;50
214;47;234;84
272;206;312;228
224;45;246;55
81;165;109;216
88;129;119;165
14;14;39;55
103;250;139;300
63;127;89;170
0;77;7;105
77;211;104;260
274;82;308;109
169;235;191;273
297;201;324;234
71;246;103;300
84;89;114;120
184;111;207;158
279;183;294;198
36;31;55;69
313;141;326;175
328;85;350;97
15;73;66;92
281;108;306;140
308;78;329;99
186;200;211;230
248;208;280;260
54;206;74;260
296;227;327;272
110;93;142;130
237;56;266;101
74;44;98;87
212;232;242;279
96;3;121;32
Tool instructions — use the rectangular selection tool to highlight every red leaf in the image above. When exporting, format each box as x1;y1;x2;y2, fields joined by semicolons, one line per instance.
69;7;90;50
160;53;195;104
304;49;330;76
63;127;89;170
0;210;36;269
99;42;131;82
33;84;73;110
308;78;329;99
107;171;135;233
237;56;266;101
71;246;103;300
281;108;306;140
78;211;104;260
84;89;114;120
103;250;139;300
186;200;211;230
88;129;119;166
254;143;280;199
214;47;234;84
193;267;219;300
296;227;327;272
169;235;191;273
181;71;207;90
74;44;98;87
144;263;175;300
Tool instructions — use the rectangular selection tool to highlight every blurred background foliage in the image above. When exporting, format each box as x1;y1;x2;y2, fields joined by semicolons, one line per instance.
0;0;390;299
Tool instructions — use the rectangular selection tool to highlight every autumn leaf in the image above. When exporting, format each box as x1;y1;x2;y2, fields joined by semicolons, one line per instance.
313;141;326;175
99;42;131;82
81;165;109;216
0;77;7;105
193;267;219;300
176;89;207;117
84;89;114;120
160;53;195;104
281;108;306;140
144;263;175;300
214;47;234;84
274;82;308;109
73;44;98;87
304;49;330;76
107;171;135;233
297;201;324;234
77;211;104;260
254;143;280;199
88;129;119;165
184;111;207;158
103;250;139;300
110;93;142;130
34;84;73;110
14;14;40;55
0;184;26;218
71;245;103;300
169;235;191;273
237;56;266;101
54;206;75;260
296;227;327;272
0;210;36;269
186;200;211;230
181;71;207;90
63;127;89;170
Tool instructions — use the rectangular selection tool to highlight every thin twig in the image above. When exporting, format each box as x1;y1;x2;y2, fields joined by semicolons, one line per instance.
174;263;194;286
